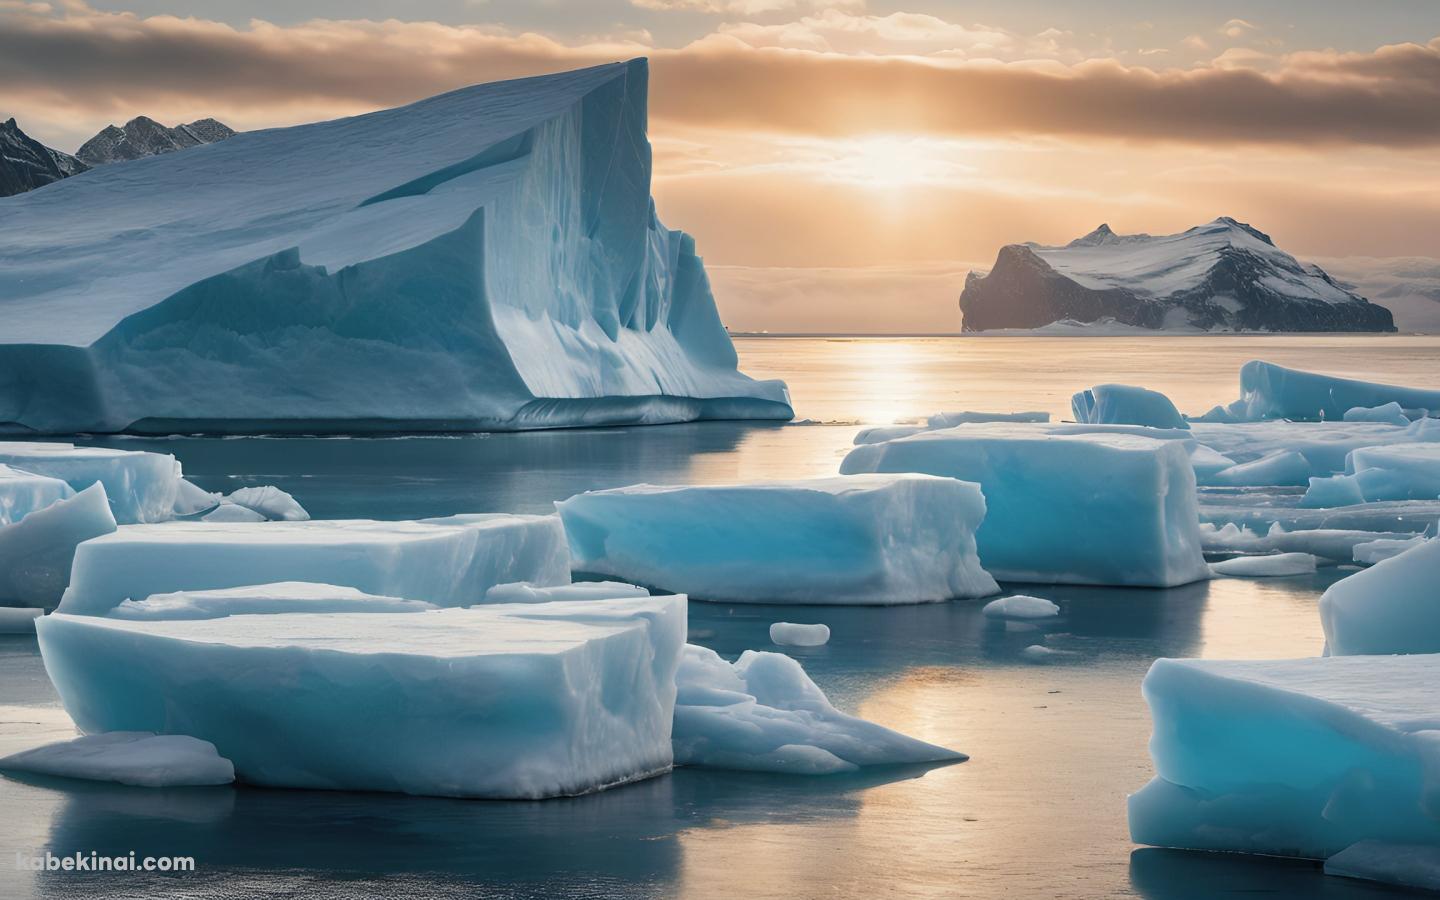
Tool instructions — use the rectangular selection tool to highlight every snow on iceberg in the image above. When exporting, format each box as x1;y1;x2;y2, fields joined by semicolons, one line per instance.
0;484;117;607
37;596;685;798
109;582;436;620
56;514;568;616
1071;385;1188;430
769;622;831;647
673;644;961;774
1209;552;1316;577
1320;539;1440;656
841;426;1209;587
556;475;998;604
0;442;181;524
0;60;790;434
1205;361;1440;423
1128;655;1440;860
0;732;234;787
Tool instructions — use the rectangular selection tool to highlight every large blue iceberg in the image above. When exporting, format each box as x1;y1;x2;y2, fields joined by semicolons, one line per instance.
0;60;791;434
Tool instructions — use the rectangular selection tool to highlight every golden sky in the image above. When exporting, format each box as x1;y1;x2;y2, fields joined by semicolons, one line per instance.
4;1;1440;331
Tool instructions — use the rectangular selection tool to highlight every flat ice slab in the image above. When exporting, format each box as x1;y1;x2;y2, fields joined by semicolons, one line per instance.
1129;654;1440;859
557;475;998;604
673;645;961;774
0;442;181;524
1209;553;1316;577
842;426;1209;587
110;582;436;620
1321;539;1440;656
37;596;686;799
0;732;234;787
56;514;569;616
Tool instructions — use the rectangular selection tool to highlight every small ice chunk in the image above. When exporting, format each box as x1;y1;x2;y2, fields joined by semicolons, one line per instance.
769;622;831;647
982;595;1060;619
1342;402;1411;426
0;732;234;787
1353;535;1428;565
0;483;117;607
1325;841;1440;893
202;502;267;523
1071;384;1188;430
223;485;309;522
1348;444;1440;502
1209;553;1317;577
1300;474;1364;508
558;475;998;604
1200;522;1419;564
1321;538;1440;655
0;464;73;526
110;582;436;620
673;644;962;774
1209;450;1311;487
1020;644;1072;663
483;581;651;604
171;478;220;517
0;607;43;633
1188;444;1238;482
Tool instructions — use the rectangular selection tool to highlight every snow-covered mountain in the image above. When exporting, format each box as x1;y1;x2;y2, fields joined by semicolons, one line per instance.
0;59;791;434
76;116;235;166
959;218;1396;333
0;118;88;197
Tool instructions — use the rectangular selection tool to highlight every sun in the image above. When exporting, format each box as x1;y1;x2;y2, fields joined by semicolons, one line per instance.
828;135;975;190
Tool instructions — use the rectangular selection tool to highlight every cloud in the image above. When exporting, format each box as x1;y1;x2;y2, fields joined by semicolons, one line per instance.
632;0;861;14
1220;18;1259;39
714;10;1017;56
2;3;1439;152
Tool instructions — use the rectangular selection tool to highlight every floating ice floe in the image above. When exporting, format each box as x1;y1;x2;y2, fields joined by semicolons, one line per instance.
109;582;436;620
1209;552;1317;577
0;732;234;787
557;475;998;604
0;484;117;607
0;607;43;633
38;596;685;798
673;644;961;774
1300;474;1365;508
1200;360;1440;423
56;514;569;616
1190;418;1440;479
982;595;1060;619
1071;385;1188;430
769;622;831;647
483;580;651;604
1021;644;1073;663
0;443;181;524
842;426;1208;587
1207;450;1311;487
1129;654;1440;860
201;502;267;523
1352;535;1429;565
927;410;1049;427
1200;523;1421;564
0;61;790;434
1343;402;1412;426
1321;539;1440;655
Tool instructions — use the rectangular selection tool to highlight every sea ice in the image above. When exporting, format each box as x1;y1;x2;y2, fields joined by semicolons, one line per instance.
1348;444;1440;501
201;502;267;523
109;582;436;620
1353;535;1429;565
1071;385;1188;430
1190;419;1440;478
1343;402;1411;426
982;595;1060;619
1129;654;1440;859
1300;474;1365;508
1209;552;1316;577
221;486;309;521
672;644;961;774
557;475;998;604
57;514;569;616
1200;523;1418;564
1321;539;1440;655
1207;450;1311;487
769;622;831;647
483;581;651;604
0;61;791;434
0;607;43;633
927;410;1049;427
37;596;685;798
1205;360;1440;423
0;732;234;787
0;442;182;524
0;464;73;526
841;426;1209;587
0;484;117;607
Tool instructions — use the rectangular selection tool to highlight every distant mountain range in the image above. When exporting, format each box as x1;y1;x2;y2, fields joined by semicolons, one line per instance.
959;217;1396;333
0;116;234;197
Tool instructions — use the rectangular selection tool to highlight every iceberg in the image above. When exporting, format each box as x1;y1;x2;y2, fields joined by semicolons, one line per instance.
1191;418;1440;479
0;60;791;434
0;732;234;787
0;463;73;526
1128;655;1440;860
673;644;961;774
56;514;569;616
1320;539;1440;655
1343;402;1411;426
1348;444;1440;501
0;484;117;607
1209;552;1316;577
109;582;436;620
1071;385;1188;430
0;442;181;524
841;427;1209;587
769;622;831;647
981;595;1060;619
37;595;686;798
1208;361;1440;423
556;475;998;604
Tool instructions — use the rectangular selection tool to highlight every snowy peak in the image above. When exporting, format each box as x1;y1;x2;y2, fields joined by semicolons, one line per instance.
76;116;236;166
0;117;88;197
960;218;1395;333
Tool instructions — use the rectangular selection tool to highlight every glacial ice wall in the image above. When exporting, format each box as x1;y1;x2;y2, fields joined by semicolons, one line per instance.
0;59;791;434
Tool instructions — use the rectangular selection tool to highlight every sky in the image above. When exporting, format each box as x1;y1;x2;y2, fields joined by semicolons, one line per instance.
3;0;1440;332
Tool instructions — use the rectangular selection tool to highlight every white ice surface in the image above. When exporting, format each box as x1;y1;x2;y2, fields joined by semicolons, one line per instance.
482;581;651;604
557;475;998;604
37;596;685;798
982;595;1060;619
0;732;234;787
57;514;569;616
927;410;1049;427
109;582;436;620
769;622;831;647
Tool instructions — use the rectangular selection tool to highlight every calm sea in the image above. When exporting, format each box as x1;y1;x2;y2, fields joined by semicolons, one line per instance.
2;335;1437;899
